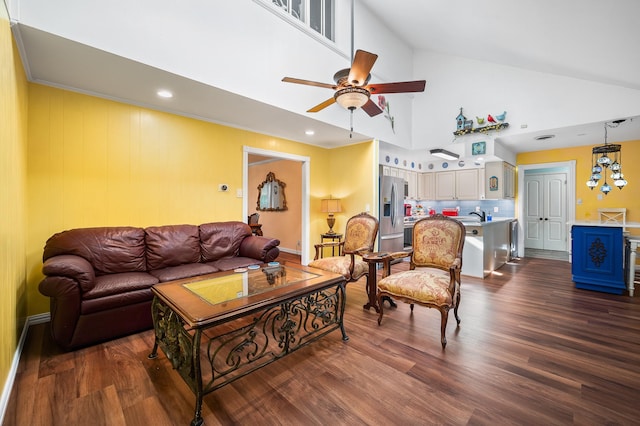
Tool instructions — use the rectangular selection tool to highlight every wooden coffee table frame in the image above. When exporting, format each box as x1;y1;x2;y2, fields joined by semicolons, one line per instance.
148;265;348;426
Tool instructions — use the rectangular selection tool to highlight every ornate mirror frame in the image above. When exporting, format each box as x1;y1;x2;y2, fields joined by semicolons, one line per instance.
257;172;288;211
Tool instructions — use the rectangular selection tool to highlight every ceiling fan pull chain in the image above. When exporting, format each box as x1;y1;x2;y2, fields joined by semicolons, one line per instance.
350;109;354;138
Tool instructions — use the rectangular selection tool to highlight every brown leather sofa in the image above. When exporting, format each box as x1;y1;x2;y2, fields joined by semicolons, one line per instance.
38;221;280;351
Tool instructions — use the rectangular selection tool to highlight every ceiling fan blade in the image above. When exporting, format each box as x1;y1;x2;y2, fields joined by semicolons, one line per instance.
348;50;378;86
367;80;426;94
362;99;384;117
282;77;337;90
307;97;336;113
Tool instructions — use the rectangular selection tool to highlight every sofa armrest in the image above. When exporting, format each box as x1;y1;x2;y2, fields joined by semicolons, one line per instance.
239;236;280;262
42;254;96;293
38;276;82;351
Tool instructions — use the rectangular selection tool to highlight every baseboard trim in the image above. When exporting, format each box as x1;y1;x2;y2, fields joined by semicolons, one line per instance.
279;247;301;255
0;313;50;424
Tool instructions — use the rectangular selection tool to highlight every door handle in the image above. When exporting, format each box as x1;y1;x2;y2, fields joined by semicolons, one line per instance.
544;218;549;221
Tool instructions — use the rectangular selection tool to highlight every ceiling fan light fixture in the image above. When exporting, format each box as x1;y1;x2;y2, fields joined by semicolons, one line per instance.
429;148;459;161
334;87;370;110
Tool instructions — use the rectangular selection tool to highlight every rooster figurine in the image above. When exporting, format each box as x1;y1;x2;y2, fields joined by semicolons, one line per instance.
476;116;485;125
495;111;507;121
487;114;497;124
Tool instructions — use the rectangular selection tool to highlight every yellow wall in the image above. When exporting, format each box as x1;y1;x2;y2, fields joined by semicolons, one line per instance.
26;84;376;316
517;140;640;235
325;141;378;238
0;7;29;391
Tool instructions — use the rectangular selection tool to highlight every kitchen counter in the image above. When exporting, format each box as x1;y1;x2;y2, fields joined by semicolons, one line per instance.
570;221;640;229
404;216;515;227
403;216;514;278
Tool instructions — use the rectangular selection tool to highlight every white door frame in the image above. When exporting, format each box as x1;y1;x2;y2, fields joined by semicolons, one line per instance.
243;146;311;265
517;160;576;256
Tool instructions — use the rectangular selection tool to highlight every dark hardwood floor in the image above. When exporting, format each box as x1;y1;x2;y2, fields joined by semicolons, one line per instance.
5;254;640;425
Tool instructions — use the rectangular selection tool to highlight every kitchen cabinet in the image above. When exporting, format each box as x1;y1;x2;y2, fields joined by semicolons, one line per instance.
381;166;419;199
418;172;434;200
435;169;480;200
405;171;418;199
571;225;625;294
485;161;515;199
381;166;399;177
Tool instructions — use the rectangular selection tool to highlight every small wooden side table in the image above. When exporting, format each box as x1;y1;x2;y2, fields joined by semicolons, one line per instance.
361;252;401;312
320;233;343;257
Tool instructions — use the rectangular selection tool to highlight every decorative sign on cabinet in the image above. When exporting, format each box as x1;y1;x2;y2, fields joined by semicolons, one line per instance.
485;161;515;199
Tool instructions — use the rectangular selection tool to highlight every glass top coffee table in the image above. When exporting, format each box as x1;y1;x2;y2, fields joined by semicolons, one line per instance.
148;263;347;426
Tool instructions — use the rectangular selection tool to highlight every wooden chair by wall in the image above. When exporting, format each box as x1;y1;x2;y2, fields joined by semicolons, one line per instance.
247;213;263;236
598;208;626;230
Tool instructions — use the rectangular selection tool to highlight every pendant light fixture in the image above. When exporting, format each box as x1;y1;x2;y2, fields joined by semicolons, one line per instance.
586;120;627;194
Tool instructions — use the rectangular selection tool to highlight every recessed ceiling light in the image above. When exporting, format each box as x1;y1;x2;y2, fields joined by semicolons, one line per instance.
157;89;173;99
305;130;315;136
534;134;555;141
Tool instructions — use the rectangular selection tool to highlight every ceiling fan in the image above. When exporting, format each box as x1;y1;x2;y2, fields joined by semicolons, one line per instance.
282;49;426;117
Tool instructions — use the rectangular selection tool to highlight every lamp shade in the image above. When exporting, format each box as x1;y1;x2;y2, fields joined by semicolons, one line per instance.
321;198;342;213
334;87;369;110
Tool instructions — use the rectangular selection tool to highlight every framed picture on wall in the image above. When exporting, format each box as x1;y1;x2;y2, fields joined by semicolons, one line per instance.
472;141;486;155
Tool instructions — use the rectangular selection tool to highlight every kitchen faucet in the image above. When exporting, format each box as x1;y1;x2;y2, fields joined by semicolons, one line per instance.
469;211;486;222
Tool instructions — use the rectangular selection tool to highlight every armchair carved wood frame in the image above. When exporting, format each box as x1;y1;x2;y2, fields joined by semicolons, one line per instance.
376;214;465;348
308;212;379;283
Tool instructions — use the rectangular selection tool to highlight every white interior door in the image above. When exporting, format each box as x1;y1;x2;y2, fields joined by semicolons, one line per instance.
524;173;567;251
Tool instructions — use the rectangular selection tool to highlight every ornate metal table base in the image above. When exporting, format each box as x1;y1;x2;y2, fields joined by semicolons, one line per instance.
149;282;347;426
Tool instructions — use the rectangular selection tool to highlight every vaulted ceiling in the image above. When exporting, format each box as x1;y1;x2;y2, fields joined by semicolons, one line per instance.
10;0;640;155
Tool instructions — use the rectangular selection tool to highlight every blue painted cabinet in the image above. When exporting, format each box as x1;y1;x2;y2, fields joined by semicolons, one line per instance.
571;225;625;294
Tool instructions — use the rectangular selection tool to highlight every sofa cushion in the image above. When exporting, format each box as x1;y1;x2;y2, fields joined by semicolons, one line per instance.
205;256;262;271
199;222;252;262
43;227;147;275
81;289;155;315
83;272;159;301
145;224;201;270
149;263;218;282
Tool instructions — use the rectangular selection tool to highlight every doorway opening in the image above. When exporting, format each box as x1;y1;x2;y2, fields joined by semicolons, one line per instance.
243;146;311;265
517;161;576;258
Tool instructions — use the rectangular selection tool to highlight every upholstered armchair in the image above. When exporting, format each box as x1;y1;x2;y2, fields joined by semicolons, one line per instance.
376;214;465;348
309;212;379;282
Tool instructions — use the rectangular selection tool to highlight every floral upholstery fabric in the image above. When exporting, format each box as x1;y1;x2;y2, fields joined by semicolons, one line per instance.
308;256;367;281
378;269;452;307
309;213;378;282
412;219;464;269
343;215;378;253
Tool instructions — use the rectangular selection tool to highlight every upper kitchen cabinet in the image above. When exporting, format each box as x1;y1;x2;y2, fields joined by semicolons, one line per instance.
435;169;480;200
418;172;434;200
381;166;419;199
405;171;419;199
485;161;515;199
381;166;399;177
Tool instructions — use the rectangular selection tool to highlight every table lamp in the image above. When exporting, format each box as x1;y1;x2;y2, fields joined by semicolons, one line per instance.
321;198;342;234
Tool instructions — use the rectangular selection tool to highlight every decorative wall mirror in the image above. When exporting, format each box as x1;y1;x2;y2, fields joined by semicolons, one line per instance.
257;172;288;211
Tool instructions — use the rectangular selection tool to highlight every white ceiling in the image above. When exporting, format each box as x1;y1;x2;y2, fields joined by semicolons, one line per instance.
11;0;640;154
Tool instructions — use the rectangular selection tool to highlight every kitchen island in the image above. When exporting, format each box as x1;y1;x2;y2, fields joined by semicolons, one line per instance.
459;218;513;278
570;221;640;296
404;216;514;278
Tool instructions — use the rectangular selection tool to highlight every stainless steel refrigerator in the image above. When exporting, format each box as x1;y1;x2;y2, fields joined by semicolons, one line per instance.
379;175;405;253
